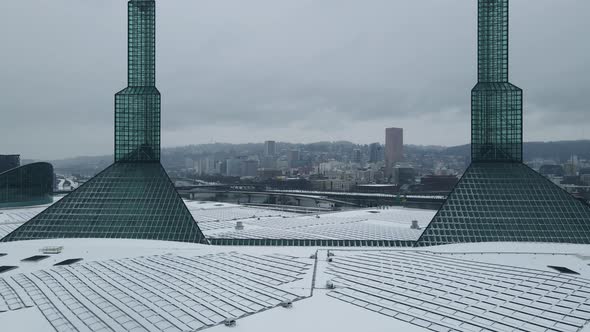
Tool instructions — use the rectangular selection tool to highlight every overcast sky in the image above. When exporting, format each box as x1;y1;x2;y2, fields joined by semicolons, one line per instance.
1;0;589;160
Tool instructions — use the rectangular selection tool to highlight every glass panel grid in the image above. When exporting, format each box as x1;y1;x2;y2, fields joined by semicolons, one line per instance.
478;0;508;83
472;0;522;163
417;162;590;246
128;0;155;87
116;0;160;163
115;87;161;162
471;83;522;162
1;163;207;244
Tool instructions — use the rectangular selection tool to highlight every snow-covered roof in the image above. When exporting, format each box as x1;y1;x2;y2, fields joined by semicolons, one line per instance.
182;201;435;241
0;196;64;239
3;201;590;331
2;239;590;331
1;199;434;245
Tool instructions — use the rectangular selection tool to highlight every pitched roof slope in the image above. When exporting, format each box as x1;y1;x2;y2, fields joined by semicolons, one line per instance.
1;162;208;244
416;162;590;246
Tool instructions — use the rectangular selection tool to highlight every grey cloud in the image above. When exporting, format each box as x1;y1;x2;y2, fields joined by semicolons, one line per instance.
0;0;588;159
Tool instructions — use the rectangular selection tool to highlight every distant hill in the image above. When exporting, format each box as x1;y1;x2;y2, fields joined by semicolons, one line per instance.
49;155;112;176
42;140;590;175
523;140;590;162
443;140;590;162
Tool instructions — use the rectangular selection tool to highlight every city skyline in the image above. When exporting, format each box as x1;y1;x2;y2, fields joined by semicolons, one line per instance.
1;0;589;159
2;2;590;332
17;138;590;164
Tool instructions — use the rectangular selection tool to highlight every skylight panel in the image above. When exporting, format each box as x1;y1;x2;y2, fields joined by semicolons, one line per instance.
54;258;83;266
0;266;17;273
547;265;579;275
21;255;50;262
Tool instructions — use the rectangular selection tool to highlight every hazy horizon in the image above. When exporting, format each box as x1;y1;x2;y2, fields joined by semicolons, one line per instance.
13;139;586;163
1;0;589;160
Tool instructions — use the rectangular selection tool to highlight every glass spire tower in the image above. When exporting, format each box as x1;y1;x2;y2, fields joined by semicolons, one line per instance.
417;0;590;246
115;0;160;162
471;0;522;162
2;0;208;244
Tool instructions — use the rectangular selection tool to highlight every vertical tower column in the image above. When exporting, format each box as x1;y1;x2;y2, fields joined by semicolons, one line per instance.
478;0;508;83
128;0;156;87
115;0;161;162
471;0;522;163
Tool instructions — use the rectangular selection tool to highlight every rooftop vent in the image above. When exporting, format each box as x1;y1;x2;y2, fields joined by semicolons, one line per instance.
54;258;83;266
411;220;420;230
326;280;335;289
21;255;50;262
280;301;293;308
235;221;244;231
224;318;237;327
0;266;18;274
548;265;579;274
40;246;63;254
368;211;380;214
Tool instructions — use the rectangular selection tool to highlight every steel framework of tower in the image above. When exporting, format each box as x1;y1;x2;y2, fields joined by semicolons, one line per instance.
471;0;522;162
2;0;208;244
417;0;590;246
115;0;160;162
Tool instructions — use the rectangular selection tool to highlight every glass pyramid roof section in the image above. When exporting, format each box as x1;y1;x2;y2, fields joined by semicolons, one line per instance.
1;162;208;243
416;162;590;246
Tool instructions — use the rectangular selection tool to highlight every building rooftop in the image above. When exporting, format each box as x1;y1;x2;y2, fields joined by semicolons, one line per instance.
0;196;63;239
3;200;590;331
183;201;434;243
1;238;590;331
1;199;436;246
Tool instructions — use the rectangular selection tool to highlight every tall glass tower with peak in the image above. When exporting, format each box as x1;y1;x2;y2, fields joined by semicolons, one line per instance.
471;0;522;162
2;0;207;244
417;0;590;247
115;0;160;162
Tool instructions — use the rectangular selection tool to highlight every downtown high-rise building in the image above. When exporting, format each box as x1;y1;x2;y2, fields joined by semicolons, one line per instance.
287;150;300;168
352;149;362;163
264;140;276;157
385;127;403;176
2;0;207;244
368;143;383;163
417;0;590;246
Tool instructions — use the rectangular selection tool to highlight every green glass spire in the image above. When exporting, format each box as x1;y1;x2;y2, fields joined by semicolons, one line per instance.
478;0;508;83
416;0;590;247
128;0;156;87
1;0;208;244
472;0;522;162
115;0;160;162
